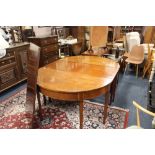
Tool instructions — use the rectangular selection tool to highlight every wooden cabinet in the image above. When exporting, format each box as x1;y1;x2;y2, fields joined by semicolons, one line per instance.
144;26;155;43
28;36;59;67
0;43;29;92
69;26;85;51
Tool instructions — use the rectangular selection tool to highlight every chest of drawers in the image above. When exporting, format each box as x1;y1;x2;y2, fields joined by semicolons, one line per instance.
28;36;59;67
0;43;29;92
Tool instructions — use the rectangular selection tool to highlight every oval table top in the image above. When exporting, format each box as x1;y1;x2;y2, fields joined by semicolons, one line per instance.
37;56;120;94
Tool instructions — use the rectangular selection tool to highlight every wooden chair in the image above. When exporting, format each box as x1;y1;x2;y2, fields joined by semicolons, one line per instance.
69;42;82;56
142;44;153;78
127;101;155;129
124;45;144;77
86;26;108;55
0;43;41;129
26;43;41;120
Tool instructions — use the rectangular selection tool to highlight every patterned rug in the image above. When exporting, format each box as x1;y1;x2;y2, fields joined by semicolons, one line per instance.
0;88;129;129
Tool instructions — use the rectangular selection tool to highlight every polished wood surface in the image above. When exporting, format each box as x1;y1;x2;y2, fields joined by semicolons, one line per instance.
37;56;120;128
38;56;119;93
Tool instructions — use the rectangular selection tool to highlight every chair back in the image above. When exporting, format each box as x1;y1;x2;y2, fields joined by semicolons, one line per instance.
126;32;140;52
129;45;144;61
26;43;40;114
70;42;82;56
133;101;155;127
90;26;108;48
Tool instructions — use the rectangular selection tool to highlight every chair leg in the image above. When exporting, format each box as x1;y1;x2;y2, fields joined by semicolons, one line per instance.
136;64;139;78
124;63;128;75
43;95;47;105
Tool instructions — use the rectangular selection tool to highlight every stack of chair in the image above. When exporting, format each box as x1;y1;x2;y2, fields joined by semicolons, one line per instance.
0;43;41;129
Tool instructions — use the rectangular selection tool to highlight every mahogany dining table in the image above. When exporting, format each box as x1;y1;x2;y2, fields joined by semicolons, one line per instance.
37;56;120;129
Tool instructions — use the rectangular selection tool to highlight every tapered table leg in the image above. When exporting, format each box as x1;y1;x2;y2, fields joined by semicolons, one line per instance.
103;91;110;124
36;88;43;121
79;100;84;129
43;95;47;105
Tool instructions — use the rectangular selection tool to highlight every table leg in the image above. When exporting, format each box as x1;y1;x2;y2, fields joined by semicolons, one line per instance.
36;87;43;121
79;100;84;129
110;73;118;103
103;91;110;124
43;95;47;105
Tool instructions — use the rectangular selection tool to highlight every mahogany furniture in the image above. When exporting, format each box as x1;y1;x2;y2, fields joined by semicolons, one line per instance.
26;43;41;116
0;43;40;129
90;26;108;48
69;42;82;56
81;50;121;103
69;26;85;51
37;56;120;129
28;35;59;67
0;42;29;93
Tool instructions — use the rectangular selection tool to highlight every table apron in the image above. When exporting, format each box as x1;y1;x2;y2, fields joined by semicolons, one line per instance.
40;85;110;101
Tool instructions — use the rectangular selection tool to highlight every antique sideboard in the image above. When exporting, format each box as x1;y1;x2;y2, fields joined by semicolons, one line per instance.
0;36;60;93
0;43;29;93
